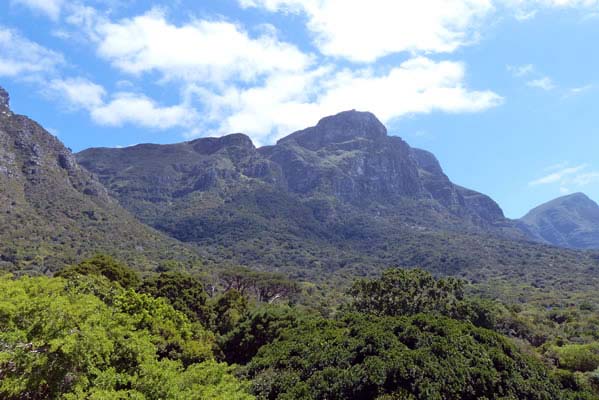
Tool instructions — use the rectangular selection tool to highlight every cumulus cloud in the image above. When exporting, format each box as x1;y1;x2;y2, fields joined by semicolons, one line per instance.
90;93;198;129
11;0;64;20
48;77;198;130
240;0;494;62
0;26;64;78
53;6;501;143
48;77;106;109
91;9;311;83
199;57;502;144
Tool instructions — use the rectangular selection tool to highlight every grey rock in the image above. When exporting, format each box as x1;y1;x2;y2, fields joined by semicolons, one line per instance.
0;86;9;110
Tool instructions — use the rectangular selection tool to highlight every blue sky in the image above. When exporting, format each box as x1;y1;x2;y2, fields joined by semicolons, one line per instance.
1;0;599;218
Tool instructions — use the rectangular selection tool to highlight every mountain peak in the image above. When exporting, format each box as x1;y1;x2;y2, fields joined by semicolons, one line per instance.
0;86;9;111
560;192;592;202
529;192;596;213
519;192;599;249
278;110;387;150
315;110;387;139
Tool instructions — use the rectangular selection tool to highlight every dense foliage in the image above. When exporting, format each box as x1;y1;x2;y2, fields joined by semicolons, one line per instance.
2;258;599;399
56;254;141;288
246;314;566;400
0;273;253;399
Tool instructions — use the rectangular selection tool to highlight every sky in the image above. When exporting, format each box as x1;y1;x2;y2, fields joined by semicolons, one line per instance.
1;0;599;218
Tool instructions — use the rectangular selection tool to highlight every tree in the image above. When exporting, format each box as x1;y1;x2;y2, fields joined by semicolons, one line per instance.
220;306;301;365
56;254;140;288
348;268;466;318
256;275;300;303
140;271;212;325
218;267;299;303
218;267;257;296
0;274;254;399
212;289;249;335
245;313;573;400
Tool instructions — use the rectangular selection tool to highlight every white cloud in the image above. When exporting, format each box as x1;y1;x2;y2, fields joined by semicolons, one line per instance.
56;7;501;142
48;77;197;130
200;57;502;144
0;26;64;78
240;0;494;62
531;163;599;190
567;84;593;96
91;9;311;83
11;0;64;21
90;93;198;129
530;164;586;185
49;77;106;109
527;76;556;90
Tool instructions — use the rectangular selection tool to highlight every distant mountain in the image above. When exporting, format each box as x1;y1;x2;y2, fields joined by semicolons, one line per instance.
518;193;599;249
76;110;599;294
0;86;198;274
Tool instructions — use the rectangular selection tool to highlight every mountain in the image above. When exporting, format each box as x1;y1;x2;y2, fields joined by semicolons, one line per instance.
76;110;599;296
78;110;513;231
518;192;599;249
0;86;199;274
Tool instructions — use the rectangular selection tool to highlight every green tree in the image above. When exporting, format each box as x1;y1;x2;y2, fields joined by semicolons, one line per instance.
140;271;212;325
56;254;141;289
245;313;578;400
212;289;249;335
220;305;301;365
0;274;254;399
348;268;492;325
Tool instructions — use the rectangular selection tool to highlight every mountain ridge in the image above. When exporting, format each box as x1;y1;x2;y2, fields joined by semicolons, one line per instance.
75;109;599;296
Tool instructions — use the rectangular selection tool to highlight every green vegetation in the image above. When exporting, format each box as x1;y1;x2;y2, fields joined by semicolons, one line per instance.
56;254;141;288
2;258;599;399
0;273;252;399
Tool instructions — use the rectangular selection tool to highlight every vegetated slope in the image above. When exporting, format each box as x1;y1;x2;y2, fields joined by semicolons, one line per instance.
518;192;599;249
0;86;199;273
77;110;599;296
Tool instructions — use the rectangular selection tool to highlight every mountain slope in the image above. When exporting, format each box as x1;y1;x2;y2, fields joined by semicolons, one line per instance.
518;193;599;249
75;110;599;297
0;86;199;274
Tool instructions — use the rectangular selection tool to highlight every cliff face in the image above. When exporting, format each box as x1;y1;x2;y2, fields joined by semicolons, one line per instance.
0;86;198;273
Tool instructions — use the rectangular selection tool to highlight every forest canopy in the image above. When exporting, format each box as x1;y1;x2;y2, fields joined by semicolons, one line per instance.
1;258;599;399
